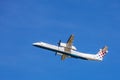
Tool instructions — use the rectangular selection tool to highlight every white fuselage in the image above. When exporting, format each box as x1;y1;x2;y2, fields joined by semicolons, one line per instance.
33;42;99;61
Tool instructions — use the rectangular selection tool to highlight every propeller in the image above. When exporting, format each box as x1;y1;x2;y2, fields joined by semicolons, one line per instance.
55;40;61;56
57;40;61;46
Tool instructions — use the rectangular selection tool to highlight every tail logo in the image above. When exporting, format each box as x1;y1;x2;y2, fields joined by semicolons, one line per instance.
97;46;108;60
99;50;107;58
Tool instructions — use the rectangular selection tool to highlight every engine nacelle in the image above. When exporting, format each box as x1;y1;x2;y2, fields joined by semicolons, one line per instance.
60;43;77;50
56;52;63;56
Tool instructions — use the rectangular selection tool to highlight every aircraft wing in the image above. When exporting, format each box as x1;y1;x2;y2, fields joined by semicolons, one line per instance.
61;54;67;60
66;34;74;47
61;34;74;60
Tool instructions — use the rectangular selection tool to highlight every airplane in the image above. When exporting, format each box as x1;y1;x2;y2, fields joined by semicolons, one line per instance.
33;34;108;61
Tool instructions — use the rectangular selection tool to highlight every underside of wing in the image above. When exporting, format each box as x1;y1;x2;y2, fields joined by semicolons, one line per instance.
64;34;74;52
61;54;67;60
67;34;74;47
61;34;74;60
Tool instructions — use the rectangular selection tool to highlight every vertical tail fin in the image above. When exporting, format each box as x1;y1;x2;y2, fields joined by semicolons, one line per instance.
96;46;108;61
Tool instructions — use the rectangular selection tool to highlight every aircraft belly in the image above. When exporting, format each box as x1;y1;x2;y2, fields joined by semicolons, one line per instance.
40;45;96;60
70;51;97;60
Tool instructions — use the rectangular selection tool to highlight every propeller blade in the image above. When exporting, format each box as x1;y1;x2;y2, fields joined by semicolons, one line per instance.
57;40;61;46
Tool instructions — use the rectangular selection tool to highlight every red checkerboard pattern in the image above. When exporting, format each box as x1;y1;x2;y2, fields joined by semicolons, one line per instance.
99;50;107;58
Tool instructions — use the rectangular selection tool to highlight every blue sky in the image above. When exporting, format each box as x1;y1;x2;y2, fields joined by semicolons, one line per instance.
0;0;120;80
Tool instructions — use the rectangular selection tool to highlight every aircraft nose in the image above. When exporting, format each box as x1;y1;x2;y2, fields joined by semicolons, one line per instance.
32;42;38;46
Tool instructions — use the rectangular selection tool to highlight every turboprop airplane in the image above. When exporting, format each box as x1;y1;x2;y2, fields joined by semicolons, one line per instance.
33;34;108;61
